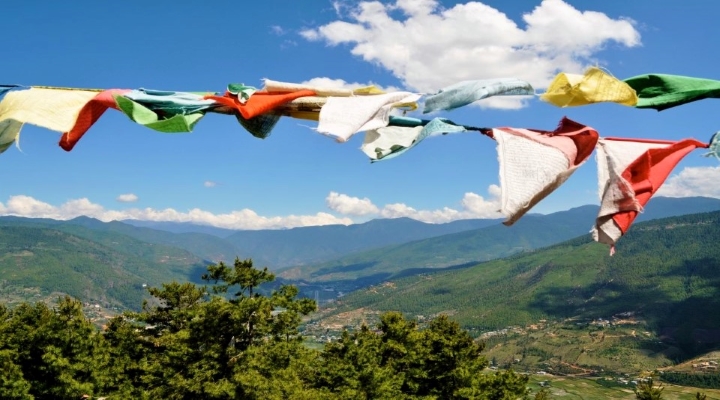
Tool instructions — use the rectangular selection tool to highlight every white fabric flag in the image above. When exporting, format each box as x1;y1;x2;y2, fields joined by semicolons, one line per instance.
492;118;599;225
317;92;421;142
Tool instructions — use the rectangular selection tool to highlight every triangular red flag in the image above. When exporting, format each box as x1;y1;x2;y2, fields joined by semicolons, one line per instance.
593;137;708;251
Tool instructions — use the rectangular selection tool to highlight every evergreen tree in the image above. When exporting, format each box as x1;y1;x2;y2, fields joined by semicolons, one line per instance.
123;258;318;399
0;304;32;399
634;378;664;400
1;297;113;399
0;258;534;399
312;311;529;399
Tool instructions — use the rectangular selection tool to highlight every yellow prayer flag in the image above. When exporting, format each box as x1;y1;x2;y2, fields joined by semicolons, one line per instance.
540;67;638;107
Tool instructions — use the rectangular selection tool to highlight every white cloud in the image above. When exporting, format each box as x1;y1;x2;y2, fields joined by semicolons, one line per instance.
460;185;502;215
301;0;640;108
270;25;286;35
326;191;380;216
0;195;55;216
380;202;463;222
657;166;720;198
300;77;401;93
328;186;502;223
64;198;106;215
300;29;320;41
331;0;349;17
116;193;138;203
204;181;218;188
379;186;502;223
0;187;501;231
0;195;352;230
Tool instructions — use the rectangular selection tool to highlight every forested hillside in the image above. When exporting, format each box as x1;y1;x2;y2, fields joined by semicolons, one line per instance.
327;210;720;356
0;225;208;309
0;216;244;264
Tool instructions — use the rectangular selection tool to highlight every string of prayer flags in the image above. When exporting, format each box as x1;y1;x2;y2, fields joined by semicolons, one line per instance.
0;75;718;252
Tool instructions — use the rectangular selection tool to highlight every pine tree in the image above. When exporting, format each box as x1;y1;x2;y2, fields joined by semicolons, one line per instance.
634;378;664;400
2;297;115;399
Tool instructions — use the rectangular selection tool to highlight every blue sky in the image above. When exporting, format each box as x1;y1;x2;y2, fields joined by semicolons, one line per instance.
2;0;719;229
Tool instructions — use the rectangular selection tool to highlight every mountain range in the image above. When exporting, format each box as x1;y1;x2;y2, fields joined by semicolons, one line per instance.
0;196;718;311
278;196;720;283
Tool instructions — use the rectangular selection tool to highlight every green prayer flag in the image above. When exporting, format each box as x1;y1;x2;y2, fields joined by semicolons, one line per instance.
114;95;204;133
624;74;720;111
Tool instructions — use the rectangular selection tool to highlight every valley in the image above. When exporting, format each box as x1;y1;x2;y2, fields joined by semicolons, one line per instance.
3;196;720;395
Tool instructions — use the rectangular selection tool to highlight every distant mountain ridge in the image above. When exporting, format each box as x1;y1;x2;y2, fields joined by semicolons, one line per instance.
0;215;504;268
0;196;717;280
221;217;503;267
279;196;720;282
121;220;238;238
125;196;720;269
0;196;719;313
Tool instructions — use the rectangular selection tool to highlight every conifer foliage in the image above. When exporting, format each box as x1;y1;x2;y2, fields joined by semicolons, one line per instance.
0;258;529;399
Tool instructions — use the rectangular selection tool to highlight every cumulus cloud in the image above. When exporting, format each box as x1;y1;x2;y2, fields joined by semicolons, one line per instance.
657;166;720;198
300;77;401;93
0;186;501;231
301;0;640;108
326;191;380;216
116;193;138;203
1;195;55;216
0;196;352;230
328;185;502;223
204;181;218;188
379;186;502;223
